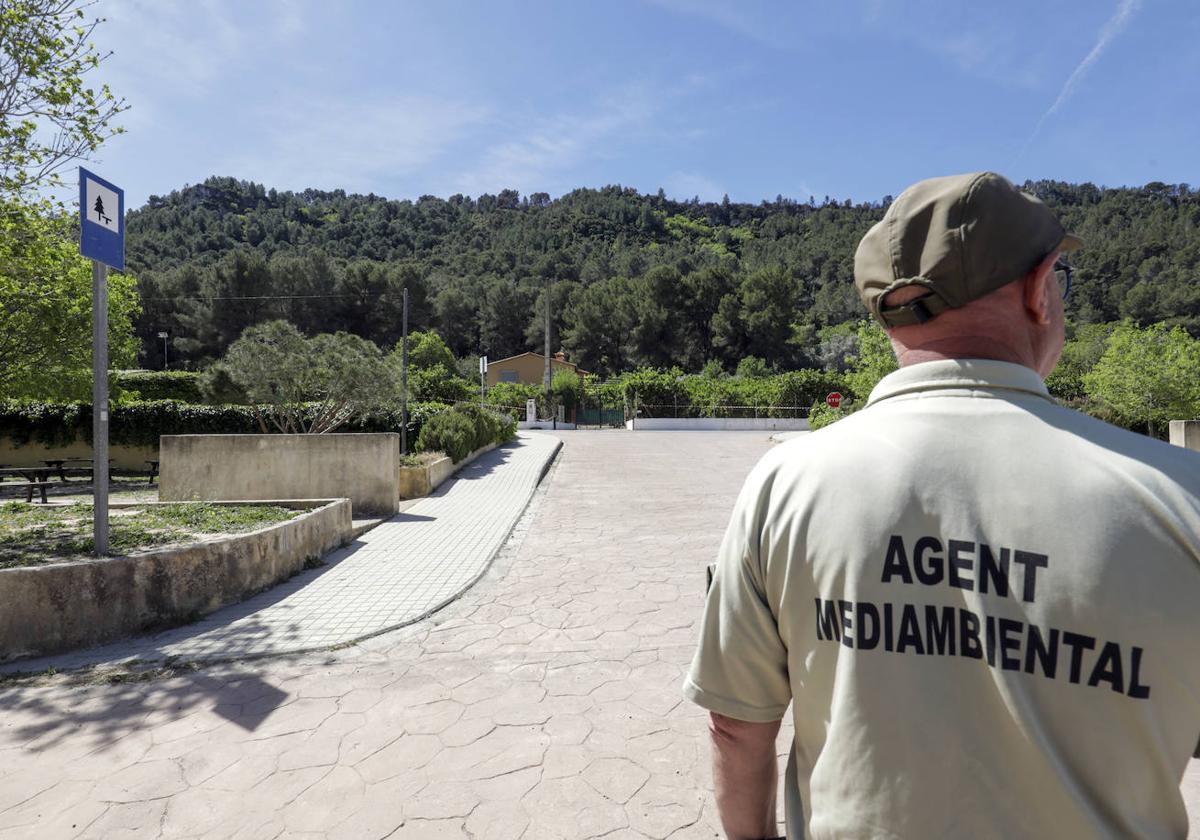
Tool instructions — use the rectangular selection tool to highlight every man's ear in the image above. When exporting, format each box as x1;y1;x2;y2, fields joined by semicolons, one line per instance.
1023;251;1059;325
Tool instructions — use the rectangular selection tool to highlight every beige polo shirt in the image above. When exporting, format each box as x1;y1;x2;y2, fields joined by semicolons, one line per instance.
685;359;1200;840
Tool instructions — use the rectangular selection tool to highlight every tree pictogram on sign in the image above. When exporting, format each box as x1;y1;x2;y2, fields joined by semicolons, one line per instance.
93;195;111;225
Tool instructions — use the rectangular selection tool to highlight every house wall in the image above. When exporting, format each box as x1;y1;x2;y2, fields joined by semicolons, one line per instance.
485;355;580;387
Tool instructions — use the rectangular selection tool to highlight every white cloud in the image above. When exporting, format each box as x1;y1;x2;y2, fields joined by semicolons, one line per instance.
271;0;305;41
643;0;791;48
1039;0;1141;123
451;86;660;196
857;4;1041;89
1014;0;1142;163
219;96;492;194
661;171;724;203
101;0;245;97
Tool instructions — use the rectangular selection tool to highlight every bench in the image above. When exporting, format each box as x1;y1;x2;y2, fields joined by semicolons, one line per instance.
0;468;53;503
43;458;111;482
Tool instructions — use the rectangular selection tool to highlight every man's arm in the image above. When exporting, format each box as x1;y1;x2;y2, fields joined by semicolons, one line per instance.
710;711;783;840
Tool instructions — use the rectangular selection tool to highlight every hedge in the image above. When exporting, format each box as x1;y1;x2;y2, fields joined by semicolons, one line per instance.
415;404;517;463
0;399;450;449
615;367;847;418
112;370;205;403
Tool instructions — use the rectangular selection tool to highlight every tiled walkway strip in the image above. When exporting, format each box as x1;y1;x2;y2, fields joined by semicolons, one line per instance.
3;432;562;671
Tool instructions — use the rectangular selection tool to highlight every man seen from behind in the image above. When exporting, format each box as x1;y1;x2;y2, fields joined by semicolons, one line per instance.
684;171;1200;839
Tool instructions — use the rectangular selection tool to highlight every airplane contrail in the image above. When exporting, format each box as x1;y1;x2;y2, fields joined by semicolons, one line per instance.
1012;0;1142;167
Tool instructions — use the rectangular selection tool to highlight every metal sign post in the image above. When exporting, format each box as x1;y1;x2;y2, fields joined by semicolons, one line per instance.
79;167;124;556
91;261;109;553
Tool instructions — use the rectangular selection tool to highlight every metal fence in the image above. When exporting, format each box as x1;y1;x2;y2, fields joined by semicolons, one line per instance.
633;403;811;420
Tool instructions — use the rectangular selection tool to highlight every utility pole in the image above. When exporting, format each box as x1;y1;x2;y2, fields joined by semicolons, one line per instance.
400;287;409;455
543;284;552;396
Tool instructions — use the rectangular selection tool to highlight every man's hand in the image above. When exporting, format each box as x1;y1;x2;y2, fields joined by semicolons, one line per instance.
709;711;783;839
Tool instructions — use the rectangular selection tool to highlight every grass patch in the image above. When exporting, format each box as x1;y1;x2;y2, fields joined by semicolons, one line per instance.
0;501;302;568
399;451;442;468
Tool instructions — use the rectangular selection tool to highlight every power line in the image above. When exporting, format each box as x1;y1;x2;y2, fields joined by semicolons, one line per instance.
1;288;376;303
141;293;370;302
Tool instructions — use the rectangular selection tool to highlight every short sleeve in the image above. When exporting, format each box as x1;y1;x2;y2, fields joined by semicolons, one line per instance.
683;463;791;722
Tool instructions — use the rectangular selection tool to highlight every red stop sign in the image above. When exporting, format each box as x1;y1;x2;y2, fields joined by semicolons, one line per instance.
826;392;843;409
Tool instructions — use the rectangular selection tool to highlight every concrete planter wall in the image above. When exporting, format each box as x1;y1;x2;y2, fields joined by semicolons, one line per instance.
626;417;811;431
398;442;498;500
160;433;399;515
1170;420;1200;451
0;499;352;663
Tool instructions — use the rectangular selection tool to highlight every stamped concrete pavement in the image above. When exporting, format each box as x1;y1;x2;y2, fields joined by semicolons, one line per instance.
0;430;1197;839
2;433;561;672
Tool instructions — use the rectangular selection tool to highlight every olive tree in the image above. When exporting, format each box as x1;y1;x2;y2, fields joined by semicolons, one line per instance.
216;320;399;434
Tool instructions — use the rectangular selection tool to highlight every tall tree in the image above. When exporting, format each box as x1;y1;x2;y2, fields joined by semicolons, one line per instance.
562;276;638;376
0;198;139;398
477;276;532;361
0;0;127;197
1083;322;1200;437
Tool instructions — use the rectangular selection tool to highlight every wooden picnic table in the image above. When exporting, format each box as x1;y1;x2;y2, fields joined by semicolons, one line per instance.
39;458;158;484
0;466;54;503
42;458;110;482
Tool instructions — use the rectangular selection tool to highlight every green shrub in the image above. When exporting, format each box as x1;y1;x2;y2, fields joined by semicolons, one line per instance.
486;381;544;414
415;410;475;463
454;403;497;451
620;367;686;412
409;367;475;403
113;370;205;403
735;356;771;378
808;400;849;430
771;370;847;415
414;404;516;463
550;370;582;414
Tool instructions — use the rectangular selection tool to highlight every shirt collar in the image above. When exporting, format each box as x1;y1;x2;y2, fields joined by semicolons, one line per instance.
866;359;1054;407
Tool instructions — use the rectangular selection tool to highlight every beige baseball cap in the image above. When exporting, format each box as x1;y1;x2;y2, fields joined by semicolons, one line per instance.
854;172;1083;328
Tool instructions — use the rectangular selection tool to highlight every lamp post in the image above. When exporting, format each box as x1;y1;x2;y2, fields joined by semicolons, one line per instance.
157;331;169;369
401;288;408;455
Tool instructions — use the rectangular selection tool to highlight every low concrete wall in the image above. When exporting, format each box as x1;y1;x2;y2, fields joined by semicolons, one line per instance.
1169;420;1200;451
0;499;352;663
397;442;498;500
626;417;811;431
0;437;157;471
160;433;399;515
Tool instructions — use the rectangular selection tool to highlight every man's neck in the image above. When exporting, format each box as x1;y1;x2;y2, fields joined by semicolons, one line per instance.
892;336;1038;372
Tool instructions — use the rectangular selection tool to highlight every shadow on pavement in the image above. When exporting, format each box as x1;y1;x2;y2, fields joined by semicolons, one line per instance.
0;669;291;759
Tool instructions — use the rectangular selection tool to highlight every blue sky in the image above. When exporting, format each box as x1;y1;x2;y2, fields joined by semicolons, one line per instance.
89;0;1199;211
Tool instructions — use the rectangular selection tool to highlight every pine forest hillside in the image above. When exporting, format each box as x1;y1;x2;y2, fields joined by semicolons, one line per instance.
126;178;1200;377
